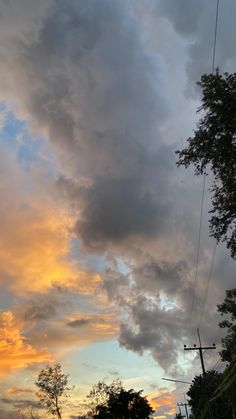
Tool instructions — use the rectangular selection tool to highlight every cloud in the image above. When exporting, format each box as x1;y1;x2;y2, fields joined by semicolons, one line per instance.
76;175;169;248
0;145;102;296
67;318;91;328
132;257;188;297
0;0;173;251
5;388;33;396
0;203;77;294
118;295;185;373
0;409;20;419
158;0;204;37
0;108;6;130
148;387;176;417
0;398;41;419
20;298;58;322
157;0;236;83
0;311;51;379
102;251;229;373
27;311;118;354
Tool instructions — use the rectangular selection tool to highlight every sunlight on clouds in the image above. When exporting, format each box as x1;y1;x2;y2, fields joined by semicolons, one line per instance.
67;312;118;338
0;144;102;297
0;203;101;294
0;311;51;379
148;388;176;417
5;387;33;396
30;312;119;355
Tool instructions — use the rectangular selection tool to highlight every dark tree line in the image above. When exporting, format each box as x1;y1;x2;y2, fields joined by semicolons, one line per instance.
177;71;236;259
34;369;153;419
176;70;236;417
186;288;236;419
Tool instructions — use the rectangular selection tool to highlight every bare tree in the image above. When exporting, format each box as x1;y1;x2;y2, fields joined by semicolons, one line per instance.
35;363;70;419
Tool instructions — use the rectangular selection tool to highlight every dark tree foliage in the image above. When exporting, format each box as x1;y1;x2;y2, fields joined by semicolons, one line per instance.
216;288;236;416
177;71;236;258
187;370;233;419
87;380;123;416
35;363;70;419
218;288;236;363
87;380;154;419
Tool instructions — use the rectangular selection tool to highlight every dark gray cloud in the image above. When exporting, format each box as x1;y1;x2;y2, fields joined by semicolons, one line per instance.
0;0;173;250
133;258;188;296
67;318;91;328
102;248;232;373
76;176;169;247
17;289;71;323
22;299;57;321
119;294;185;373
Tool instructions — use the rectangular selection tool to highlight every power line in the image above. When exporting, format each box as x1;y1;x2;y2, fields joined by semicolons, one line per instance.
162;378;191;385
198;242;217;329
189;0;220;332
212;0;220;74
195;0;220;333
189;174;206;327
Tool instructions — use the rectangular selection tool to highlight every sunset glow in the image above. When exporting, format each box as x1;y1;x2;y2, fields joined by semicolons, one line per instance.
0;1;235;418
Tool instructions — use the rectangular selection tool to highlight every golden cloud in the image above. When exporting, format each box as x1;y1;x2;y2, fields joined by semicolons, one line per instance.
0;311;51;379
5;387;33;396
148;388;176;417
0;146;102;296
0;202;101;295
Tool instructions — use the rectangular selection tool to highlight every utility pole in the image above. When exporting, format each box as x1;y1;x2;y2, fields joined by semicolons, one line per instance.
184;329;216;375
162;378;192;418
177;402;189;419
177;404;185;418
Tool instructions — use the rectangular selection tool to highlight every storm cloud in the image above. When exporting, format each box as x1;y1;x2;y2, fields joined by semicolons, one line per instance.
0;0;174;250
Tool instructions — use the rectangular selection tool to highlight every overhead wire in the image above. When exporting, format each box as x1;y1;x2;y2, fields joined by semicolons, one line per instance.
189;0;220;333
189;174;206;328
198;242;217;329
181;3;221;415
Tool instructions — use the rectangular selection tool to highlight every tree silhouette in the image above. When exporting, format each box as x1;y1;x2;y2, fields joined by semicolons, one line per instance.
218;288;236;363
87;380;154;418
177;71;236;258
35;363;69;419
187;370;233;419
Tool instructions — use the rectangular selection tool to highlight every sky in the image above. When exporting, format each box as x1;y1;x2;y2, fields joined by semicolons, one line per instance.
0;0;235;418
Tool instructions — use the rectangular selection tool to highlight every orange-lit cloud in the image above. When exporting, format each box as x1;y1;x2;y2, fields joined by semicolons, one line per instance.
0;146;102;296
0;311;51;379
148;388;176;417
5;387;33;396
0;202;101;295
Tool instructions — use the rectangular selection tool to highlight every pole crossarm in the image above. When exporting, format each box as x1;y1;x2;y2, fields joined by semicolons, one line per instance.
184;329;216;376
184;346;216;351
